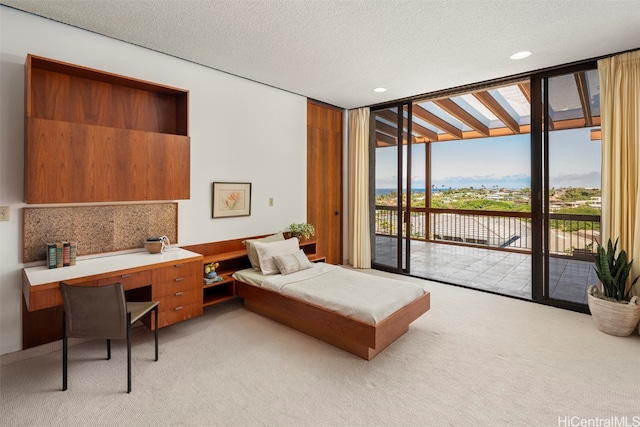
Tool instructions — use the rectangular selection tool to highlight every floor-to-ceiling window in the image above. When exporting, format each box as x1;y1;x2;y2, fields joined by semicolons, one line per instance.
533;66;600;311
371;105;411;273
371;61;600;312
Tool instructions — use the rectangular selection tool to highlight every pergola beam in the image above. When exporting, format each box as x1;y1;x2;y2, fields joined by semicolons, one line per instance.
574;72;593;127
433;98;490;137
376;108;439;142
472;91;520;134
413;104;463;139
411;122;438;141
375;120;398;140
376;131;397;147
375;75;600;146
518;82;531;103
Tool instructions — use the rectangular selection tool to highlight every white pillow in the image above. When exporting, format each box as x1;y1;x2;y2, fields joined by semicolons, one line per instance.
242;232;285;270
273;250;313;275
253;237;300;275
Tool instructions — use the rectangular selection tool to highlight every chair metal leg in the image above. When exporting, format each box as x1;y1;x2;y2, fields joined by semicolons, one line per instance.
154;306;158;362
127;311;132;393
107;339;111;360
62;312;68;391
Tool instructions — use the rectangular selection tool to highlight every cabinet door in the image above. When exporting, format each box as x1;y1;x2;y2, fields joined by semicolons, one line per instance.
146;133;190;200
91;127;147;202
26;119;148;203
26;119;87;203
25;119;190;203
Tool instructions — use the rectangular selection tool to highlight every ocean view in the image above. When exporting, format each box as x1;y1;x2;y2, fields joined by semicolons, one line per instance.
376;186;528;196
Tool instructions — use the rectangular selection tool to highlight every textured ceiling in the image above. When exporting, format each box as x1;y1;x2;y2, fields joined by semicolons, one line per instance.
2;0;639;109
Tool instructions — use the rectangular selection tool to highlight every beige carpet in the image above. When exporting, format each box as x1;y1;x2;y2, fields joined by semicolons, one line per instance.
2;270;639;427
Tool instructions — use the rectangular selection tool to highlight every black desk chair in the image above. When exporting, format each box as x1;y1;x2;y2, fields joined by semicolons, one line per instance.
59;282;159;393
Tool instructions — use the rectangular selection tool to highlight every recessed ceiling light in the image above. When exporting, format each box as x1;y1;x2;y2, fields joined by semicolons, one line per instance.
373;87;387;93
510;51;532;60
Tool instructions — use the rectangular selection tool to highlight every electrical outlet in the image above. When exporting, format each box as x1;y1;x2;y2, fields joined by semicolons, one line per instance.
269;197;274;206
0;206;9;222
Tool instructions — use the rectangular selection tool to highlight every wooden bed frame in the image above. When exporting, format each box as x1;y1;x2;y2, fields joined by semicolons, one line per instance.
235;279;431;360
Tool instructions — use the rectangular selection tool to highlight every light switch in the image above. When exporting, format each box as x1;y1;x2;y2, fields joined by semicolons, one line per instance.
0;206;9;221
269;198;274;206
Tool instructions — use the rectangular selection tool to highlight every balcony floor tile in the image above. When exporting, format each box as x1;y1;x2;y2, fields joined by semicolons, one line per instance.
374;237;591;306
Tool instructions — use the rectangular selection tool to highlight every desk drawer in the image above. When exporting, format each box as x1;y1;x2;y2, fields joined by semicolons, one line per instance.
153;261;201;283
97;270;151;291
157;287;201;308
154;275;200;298
158;302;203;328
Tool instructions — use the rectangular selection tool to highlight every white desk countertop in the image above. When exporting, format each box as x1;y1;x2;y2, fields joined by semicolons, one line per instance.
24;248;202;287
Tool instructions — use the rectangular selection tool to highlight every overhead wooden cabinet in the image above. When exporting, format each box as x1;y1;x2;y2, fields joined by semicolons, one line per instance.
24;54;190;203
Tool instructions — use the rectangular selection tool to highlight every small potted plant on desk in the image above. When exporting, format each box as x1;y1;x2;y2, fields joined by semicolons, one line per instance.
588;238;640;336
288;222;315;242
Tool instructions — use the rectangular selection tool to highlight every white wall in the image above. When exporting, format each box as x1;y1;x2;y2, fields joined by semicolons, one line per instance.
0;7;307;356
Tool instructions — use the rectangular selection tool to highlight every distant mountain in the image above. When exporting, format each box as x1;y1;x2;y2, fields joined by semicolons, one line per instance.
430;174;530;190
549;171;601;188
378;171;600;191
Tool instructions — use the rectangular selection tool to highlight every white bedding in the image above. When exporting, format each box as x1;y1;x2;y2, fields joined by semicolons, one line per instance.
234;264;425;325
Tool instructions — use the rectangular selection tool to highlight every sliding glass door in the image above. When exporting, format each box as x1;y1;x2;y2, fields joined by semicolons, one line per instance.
369;61;600;313
371;104;412;273
532;65;601;311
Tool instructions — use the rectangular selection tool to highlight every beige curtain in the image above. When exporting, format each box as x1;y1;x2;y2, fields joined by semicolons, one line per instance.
598;50;640;297
348;107;371;268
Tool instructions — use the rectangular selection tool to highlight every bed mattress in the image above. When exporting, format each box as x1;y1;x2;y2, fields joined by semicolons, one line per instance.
233;264;425;325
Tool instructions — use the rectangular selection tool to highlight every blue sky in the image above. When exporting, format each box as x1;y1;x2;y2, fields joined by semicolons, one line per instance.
375;127;601;190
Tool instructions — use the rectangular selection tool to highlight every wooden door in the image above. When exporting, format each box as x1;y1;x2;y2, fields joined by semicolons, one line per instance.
307;101;343;264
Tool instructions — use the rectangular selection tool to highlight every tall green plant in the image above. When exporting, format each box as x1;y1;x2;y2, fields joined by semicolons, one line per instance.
593;238;639;301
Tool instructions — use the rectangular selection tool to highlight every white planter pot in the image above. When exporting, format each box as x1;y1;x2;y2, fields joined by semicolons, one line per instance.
587;285;640;337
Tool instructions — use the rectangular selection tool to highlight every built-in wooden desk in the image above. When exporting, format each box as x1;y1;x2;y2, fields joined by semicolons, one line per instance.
22;248;204;347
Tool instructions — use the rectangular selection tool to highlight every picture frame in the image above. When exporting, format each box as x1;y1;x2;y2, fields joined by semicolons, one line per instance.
212;182;251;218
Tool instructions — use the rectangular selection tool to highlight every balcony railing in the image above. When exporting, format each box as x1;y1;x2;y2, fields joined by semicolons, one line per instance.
374;206;600;259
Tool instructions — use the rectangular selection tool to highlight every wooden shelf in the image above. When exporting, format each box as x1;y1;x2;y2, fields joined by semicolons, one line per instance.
203;274;233;289
27;55;188;134
202;250;247;264
203;277;235;307
203;294;236;308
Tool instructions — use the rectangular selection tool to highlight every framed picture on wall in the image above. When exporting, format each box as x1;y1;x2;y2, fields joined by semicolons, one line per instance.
212;182;251;218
